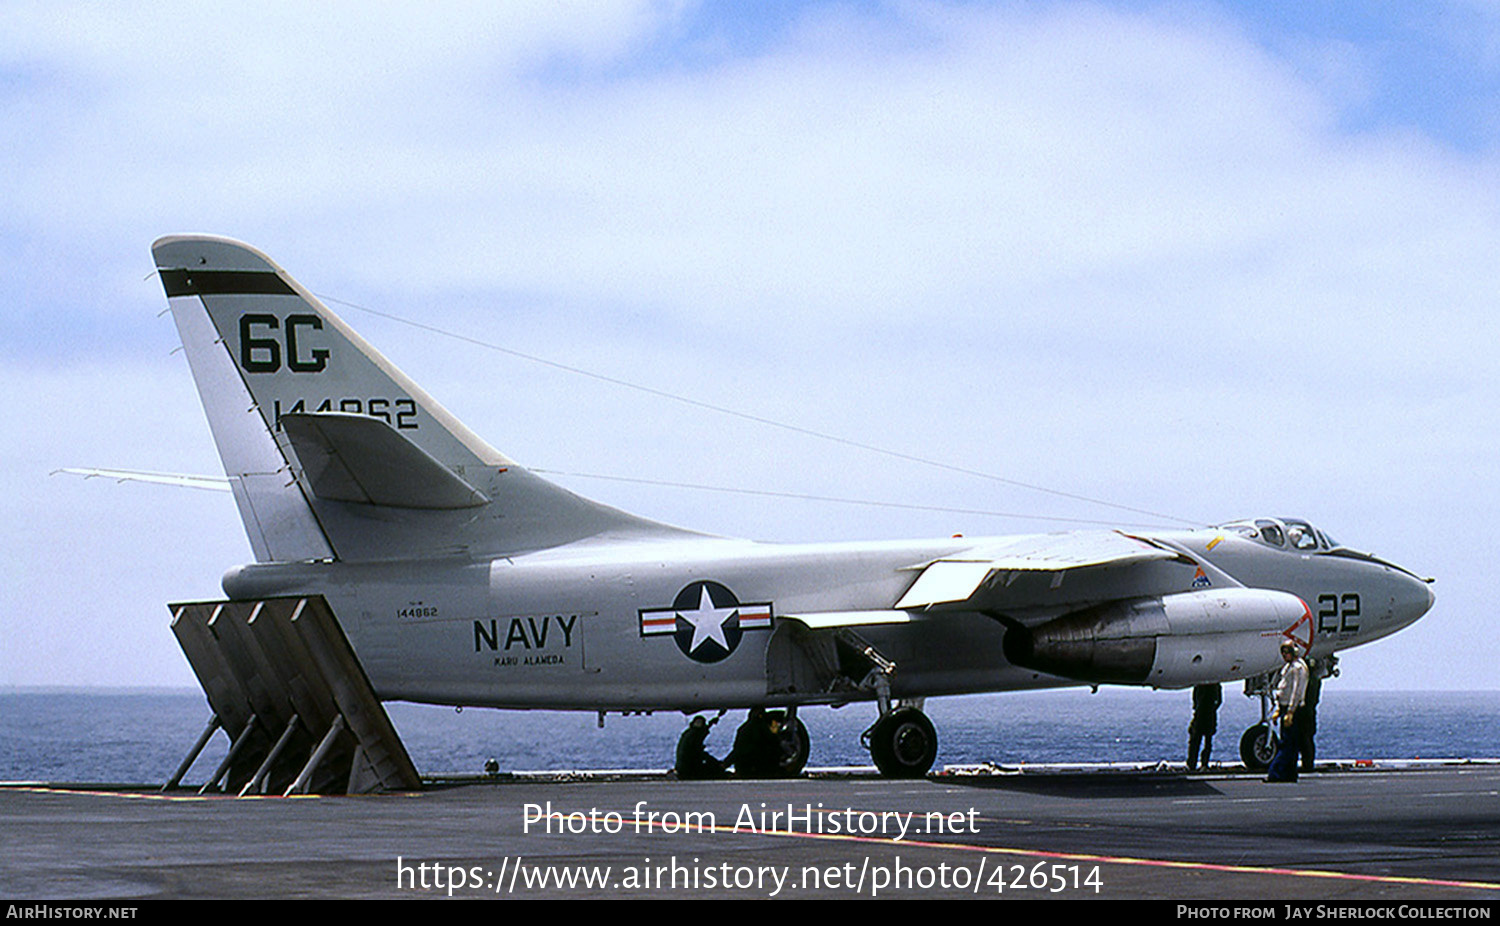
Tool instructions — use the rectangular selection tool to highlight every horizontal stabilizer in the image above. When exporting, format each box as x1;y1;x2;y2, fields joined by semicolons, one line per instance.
281;412;490;510
56;467;231;492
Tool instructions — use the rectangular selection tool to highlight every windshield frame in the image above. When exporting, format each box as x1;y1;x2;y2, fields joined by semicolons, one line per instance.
1215;517;1329;551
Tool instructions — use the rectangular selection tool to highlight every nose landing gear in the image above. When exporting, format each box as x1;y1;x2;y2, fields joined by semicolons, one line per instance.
1239;722;1277;771
1240;672;1277;771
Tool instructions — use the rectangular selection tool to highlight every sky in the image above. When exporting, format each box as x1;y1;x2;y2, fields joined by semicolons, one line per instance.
2;1;1497;691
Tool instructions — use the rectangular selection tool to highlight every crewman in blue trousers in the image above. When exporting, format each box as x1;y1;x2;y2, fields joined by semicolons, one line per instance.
1265;641;1308;783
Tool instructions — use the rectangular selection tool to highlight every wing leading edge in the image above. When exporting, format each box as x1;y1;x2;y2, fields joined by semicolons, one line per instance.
895;530;1193;611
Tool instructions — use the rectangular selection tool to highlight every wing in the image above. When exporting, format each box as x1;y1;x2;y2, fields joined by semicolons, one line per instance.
775;531;1238;632
893;530;1242;623
896;531;1181;609
772;531;1281;693
779;610;913;629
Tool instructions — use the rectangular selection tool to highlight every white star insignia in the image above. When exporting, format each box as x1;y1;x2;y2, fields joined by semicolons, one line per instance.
677;585;738;654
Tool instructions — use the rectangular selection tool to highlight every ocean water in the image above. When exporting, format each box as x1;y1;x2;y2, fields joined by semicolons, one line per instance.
3;687;1496;785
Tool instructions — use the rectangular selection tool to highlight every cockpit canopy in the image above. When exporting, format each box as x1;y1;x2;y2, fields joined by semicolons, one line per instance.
1216;517;1338;551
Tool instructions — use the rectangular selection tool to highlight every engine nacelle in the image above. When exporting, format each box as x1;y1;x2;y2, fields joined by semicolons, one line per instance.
1002;588;1308;689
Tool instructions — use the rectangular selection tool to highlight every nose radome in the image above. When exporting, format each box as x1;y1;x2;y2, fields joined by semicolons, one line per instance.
1397;572;1435;627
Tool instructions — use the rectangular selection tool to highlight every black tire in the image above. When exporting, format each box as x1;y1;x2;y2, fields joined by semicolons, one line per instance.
869;707;938;778
776;718;811;777
1240;723;1277;771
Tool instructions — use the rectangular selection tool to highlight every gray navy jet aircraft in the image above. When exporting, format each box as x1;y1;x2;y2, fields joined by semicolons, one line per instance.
147;235;1436;778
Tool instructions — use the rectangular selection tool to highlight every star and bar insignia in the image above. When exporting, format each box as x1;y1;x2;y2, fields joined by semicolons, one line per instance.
639;580;772;663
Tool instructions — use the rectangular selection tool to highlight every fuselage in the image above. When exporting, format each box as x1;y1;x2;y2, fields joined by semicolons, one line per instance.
219;520;1434;711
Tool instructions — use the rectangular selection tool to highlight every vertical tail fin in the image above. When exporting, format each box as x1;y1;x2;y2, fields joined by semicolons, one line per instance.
153;235;686;562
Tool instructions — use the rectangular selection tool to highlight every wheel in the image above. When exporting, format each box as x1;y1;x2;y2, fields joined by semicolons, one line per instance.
868;707;937;778
775;718;810;777
1240;722;1277;771
728;710;809;778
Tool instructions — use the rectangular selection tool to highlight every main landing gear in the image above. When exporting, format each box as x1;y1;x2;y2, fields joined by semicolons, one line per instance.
680;629;939;779
763;709;811;777
681;701;936;779
863;705;938;778
849;630;938;777
678;707;809;779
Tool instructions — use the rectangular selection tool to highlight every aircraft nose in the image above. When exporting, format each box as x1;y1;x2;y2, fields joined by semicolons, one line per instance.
1394;571;1435;627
